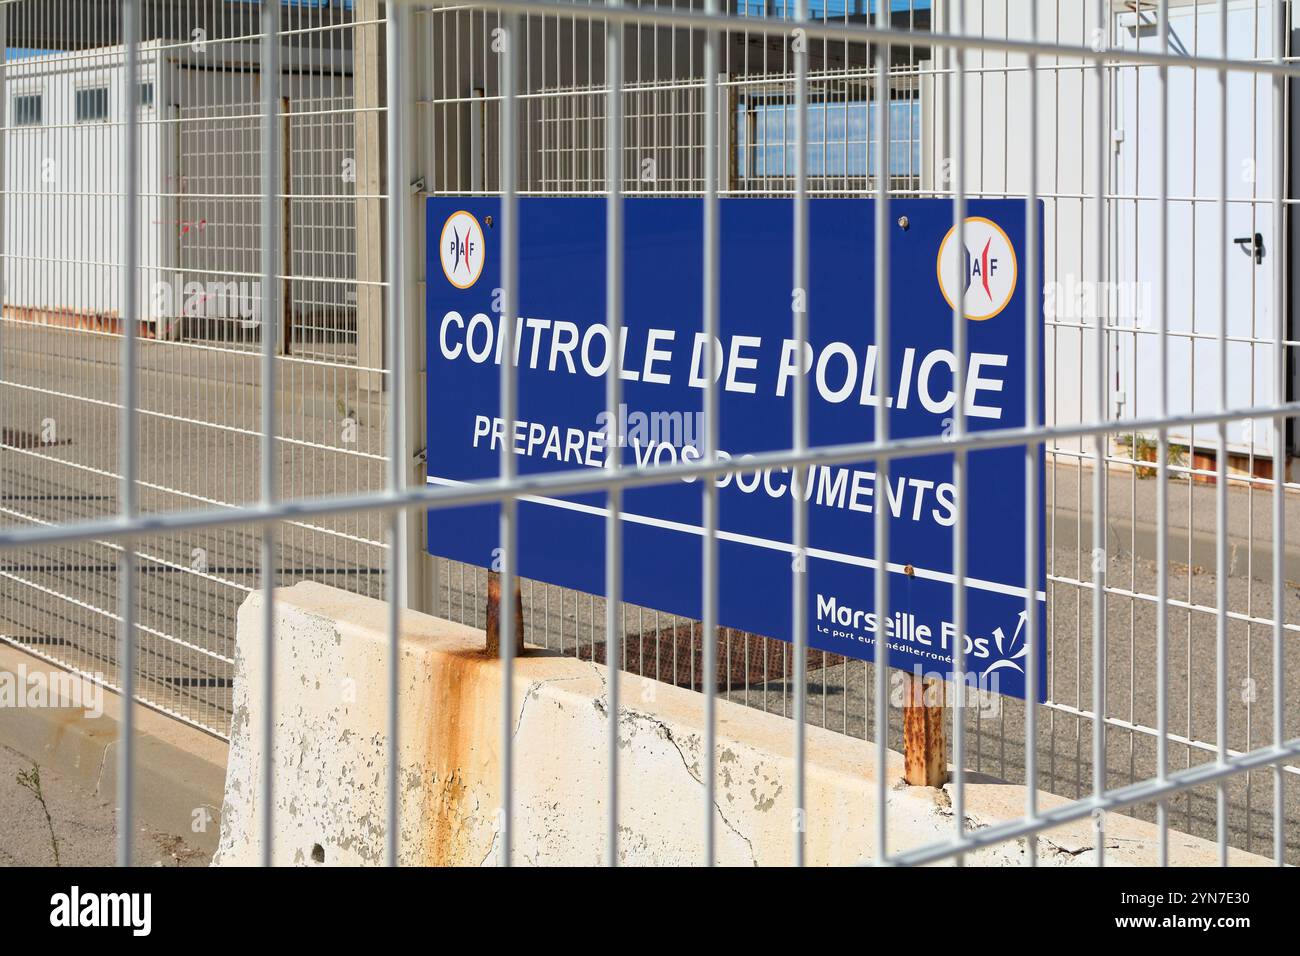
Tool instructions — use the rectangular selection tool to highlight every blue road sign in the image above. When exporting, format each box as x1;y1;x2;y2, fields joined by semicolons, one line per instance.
426;197;1046;702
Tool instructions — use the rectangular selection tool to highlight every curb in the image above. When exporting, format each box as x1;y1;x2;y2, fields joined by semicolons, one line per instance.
0;641;229;858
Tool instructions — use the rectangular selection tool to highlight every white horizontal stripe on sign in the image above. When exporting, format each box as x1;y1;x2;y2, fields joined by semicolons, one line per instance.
426;475;1048;602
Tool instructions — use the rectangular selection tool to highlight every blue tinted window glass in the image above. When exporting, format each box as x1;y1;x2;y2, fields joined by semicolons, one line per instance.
738;1;931;16
737;97;920;178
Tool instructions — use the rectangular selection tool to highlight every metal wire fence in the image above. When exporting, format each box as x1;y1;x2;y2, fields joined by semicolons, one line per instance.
0;0;386;735
421;0;1300;864
1;0;1298;866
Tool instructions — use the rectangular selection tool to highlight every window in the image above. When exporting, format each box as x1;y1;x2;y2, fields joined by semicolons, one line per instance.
736;95;922;180
74;86;110;123
13;93;42;126
139;81;154;108
737;1;932;15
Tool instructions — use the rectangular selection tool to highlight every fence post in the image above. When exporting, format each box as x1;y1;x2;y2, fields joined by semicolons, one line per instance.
280;95;291;356
903;672;946;788
485;570;524;657
353;0;384;392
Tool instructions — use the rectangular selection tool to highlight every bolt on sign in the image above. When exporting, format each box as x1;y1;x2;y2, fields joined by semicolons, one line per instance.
426;198;1045;702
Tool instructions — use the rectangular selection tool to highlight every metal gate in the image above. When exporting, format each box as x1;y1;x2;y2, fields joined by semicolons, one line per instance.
1;0;1298;867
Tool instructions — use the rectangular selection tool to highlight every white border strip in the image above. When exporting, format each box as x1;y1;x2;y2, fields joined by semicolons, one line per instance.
426;475;1048;602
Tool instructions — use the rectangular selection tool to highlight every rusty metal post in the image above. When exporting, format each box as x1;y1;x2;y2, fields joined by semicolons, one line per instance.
902;671;947;788
485;570;524;657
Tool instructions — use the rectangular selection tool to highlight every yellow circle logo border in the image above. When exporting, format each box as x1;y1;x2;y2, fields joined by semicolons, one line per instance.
935;216;1018;321
439;210;486;290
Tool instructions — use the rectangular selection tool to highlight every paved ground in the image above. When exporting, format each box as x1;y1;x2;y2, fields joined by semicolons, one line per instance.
0;741;210;867
0;324;386;730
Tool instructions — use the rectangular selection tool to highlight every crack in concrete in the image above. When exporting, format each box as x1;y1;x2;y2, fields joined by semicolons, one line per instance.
511;673;587;745
1042;837;1122;858
483;671;593;866
479;827;502;867
94;738;116;796
588;673;758;866
931;801;985;838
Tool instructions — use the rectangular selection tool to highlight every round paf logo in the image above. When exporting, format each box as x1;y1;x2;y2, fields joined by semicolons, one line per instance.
936;216;1018;321
440;210;486;289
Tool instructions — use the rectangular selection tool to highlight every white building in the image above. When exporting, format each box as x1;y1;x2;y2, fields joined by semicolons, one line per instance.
954;0;1291;473
3;38;353;340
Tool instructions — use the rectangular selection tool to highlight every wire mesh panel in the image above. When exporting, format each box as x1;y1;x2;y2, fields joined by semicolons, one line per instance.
0;0;1297;868
0;0;388;736
417;0;1299;866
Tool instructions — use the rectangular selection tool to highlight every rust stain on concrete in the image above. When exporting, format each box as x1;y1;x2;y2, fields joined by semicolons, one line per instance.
422;648;493;867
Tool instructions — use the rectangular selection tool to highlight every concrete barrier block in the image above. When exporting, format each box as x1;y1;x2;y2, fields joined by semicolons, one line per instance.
214;581;1269;867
